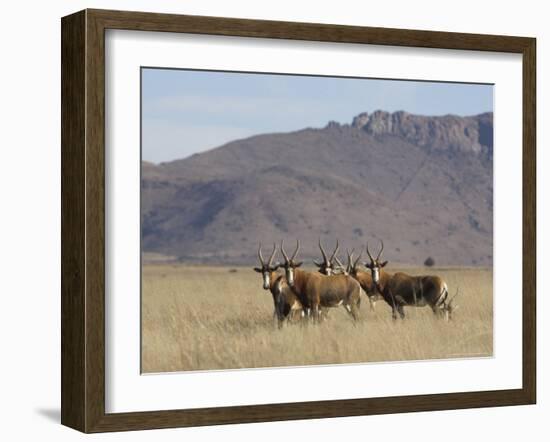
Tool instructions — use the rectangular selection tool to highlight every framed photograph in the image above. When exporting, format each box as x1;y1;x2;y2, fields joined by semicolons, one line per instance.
61;9;536;433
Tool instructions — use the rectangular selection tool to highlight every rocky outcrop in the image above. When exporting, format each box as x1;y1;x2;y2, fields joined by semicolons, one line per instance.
351;110;493;157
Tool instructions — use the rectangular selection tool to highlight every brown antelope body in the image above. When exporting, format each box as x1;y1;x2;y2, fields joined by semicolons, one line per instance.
280;240;363;321
253;243;303;328
364;241;458;320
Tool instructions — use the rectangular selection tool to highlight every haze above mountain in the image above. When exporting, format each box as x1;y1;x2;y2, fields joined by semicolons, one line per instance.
142;110;493;266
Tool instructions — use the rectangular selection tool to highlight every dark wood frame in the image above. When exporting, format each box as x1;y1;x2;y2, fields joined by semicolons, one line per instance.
61;8;536;433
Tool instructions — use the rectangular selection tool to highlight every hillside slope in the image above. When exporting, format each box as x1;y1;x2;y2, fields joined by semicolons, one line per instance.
142;111;493;266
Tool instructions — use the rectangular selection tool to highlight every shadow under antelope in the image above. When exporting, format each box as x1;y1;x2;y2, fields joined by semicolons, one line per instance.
363;240;459;321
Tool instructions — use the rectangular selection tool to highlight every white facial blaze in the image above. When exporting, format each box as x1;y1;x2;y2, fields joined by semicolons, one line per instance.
373;267;380;284
286;267;294;286
262;272;270;289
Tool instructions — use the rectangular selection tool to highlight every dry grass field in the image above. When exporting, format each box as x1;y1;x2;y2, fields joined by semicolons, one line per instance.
142;265;493;373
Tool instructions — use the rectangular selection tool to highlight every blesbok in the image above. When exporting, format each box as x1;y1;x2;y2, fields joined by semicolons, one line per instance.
313;239;341;276
335;248;380;311
253;243;303;328
363;240;459;320
279;240;363;321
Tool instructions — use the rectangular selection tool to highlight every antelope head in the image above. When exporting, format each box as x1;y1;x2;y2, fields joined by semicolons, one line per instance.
441;288;460;321
313;239;340;275
344;247;376;310
332;254;348;275
344;247;362;277
364;240;388;284
253;242;280;290
280;239;302;287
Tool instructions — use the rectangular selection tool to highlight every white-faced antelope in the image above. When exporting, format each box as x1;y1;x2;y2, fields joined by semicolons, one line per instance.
313;239;341;276
364;240;459;320
253;243;303;328
279;240;363;322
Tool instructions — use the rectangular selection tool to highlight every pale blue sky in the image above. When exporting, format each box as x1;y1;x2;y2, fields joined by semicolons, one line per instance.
142;68;493;164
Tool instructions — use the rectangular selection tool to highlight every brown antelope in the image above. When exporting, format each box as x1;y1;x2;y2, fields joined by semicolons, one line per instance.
253;243;303;328
363;240;459;320
279;240;363;322
313;239;340;276
335;248;380;311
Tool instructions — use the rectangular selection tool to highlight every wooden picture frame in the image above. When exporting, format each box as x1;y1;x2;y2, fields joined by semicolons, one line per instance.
61;8;536;433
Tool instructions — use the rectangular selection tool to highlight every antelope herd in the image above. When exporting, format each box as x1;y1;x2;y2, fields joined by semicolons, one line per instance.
254;239;459;328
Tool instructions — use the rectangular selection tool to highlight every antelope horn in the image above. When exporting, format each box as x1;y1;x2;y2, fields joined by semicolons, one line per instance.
353;246;363;267
346;248;354;273
376;239;384;261
267;243;277;266
346;248;355;264
318;238;328;263
258;242;265;266
366;242;374;262
448;287;460;307
334;255;346;270
280;240;289;262
329;239;340;262
290;239;300;260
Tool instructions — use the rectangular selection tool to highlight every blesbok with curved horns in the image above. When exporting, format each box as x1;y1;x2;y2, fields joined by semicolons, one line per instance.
313;239;341;276
363;240;459;320
334;248;380;311
279;240;363;322
253;243;303;328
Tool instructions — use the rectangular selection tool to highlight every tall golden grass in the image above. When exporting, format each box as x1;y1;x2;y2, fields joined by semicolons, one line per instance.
142;265;492;373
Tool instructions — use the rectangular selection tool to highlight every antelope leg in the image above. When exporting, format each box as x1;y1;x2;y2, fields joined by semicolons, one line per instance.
397;304;405;319
344;303;359;322
311;305;321;323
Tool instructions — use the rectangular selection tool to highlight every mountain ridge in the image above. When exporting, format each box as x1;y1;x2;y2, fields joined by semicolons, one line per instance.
142;110;493;266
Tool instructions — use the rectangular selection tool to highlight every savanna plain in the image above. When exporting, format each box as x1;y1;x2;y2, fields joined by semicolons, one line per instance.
142;264;492;373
